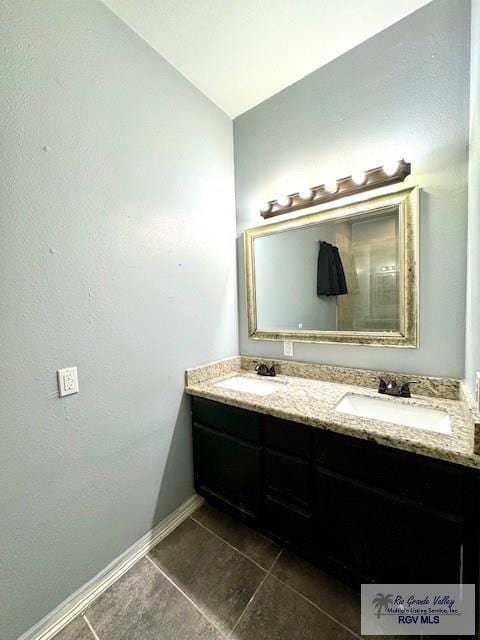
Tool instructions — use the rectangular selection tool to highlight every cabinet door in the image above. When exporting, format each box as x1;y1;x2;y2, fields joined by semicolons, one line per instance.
265;493;314;556
316;428;466;516
315;467;464;585
265;449;311;507
265;416;313;458
193;422;262;521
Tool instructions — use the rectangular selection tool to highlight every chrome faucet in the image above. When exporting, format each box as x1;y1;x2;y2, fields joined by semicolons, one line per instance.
378;378;416;398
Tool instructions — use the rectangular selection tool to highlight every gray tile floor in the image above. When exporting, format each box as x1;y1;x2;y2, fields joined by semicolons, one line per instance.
53;502;418;640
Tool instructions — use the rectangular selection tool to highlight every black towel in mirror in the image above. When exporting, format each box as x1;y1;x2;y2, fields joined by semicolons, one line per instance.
317;241;348;296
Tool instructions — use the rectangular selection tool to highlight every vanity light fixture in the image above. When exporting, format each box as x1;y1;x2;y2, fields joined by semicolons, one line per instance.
324;178;338;194
277;195;292;207
299;187;314;201
260;202;272;214
260;159;411;219
383;160;400;177
352;169;367;185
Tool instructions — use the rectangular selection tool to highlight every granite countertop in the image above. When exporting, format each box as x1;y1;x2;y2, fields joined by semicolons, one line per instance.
185;359;480;469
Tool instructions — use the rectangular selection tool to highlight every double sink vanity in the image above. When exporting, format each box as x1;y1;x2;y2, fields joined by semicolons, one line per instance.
185;355;480;594
216;374;452;435
185;184;479;634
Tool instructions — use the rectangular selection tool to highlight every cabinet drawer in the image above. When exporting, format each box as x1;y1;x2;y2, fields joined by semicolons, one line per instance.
315;429;465;514
265;493;314;554
265;416;313;458
265;449;311;506
192;397;262;443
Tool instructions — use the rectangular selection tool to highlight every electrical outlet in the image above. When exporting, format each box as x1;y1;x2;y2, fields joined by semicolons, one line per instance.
57;367;79;397
284;341;294;357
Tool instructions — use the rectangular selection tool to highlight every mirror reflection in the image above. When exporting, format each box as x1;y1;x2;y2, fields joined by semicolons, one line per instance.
254;207;402;333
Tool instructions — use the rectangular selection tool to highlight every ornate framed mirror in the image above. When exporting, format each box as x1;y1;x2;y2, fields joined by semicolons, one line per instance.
244;186;419;347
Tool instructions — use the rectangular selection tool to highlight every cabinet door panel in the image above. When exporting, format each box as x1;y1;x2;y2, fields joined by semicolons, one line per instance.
265;493;314;555
193;423;262;519
265;416;313;458
316;429;465;515
265;449;311;506
316;467;463;585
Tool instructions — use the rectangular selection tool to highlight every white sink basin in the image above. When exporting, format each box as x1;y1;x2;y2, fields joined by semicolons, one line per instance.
214;375;284;396
335;393;451;434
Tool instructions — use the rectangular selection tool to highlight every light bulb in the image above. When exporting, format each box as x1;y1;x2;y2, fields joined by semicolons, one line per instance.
277;195;292;208
299;187;313;201
324;178;338;194
260;202;272;213
352;170;367;185
383;160;399;176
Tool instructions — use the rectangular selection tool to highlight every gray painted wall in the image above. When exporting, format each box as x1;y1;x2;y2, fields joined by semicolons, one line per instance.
255;224;337;331
0;2;237;639
234;0;470;378
465;0;480;395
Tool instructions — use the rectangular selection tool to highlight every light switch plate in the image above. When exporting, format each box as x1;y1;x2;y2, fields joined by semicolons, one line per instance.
283;341;294;357
57;367;79;397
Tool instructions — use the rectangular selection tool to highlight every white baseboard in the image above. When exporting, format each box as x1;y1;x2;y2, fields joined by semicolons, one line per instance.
18;494;204;640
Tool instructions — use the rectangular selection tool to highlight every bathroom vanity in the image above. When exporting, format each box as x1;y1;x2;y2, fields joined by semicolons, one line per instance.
186;358;480;593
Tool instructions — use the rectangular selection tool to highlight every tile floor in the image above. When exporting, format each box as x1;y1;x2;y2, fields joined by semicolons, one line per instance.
53;502;422;640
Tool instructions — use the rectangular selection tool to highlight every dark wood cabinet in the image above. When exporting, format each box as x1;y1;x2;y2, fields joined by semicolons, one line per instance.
192;421;262;522
265;449;311;507
265;493;314;554
315;466;464;585
191;396;479;595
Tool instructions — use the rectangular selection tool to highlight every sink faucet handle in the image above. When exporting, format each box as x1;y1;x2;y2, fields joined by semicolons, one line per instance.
400;380;418;398
378;377;387;394
386;379;400;395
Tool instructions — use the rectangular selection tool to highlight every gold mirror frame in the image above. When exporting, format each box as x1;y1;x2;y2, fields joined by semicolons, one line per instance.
244;185;419;348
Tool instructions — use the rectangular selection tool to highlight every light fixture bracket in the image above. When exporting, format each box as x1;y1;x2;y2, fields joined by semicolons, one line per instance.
260;159;411;219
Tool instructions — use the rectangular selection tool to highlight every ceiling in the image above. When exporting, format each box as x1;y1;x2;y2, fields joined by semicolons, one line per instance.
102;0;431;118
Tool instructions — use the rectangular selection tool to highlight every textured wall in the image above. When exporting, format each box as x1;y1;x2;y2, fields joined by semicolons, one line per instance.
465;0;480;395
0;2;236;638
234;0;470;378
